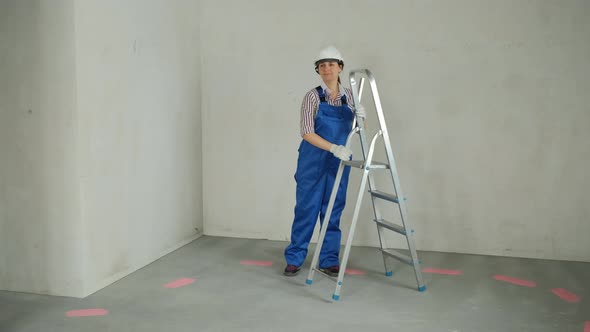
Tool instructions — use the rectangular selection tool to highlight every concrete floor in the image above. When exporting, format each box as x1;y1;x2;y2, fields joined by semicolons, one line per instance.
1;236;588;332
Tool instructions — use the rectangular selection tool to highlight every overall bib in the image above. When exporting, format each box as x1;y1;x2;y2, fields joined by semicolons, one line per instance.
285;86;354;268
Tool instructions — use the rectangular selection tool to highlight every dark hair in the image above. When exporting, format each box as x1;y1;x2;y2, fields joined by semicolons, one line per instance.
314;59;344;74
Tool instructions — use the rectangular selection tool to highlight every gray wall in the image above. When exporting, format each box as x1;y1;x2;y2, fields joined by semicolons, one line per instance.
201;0;590;262
0;0;84;296
0;0;203;297
1;0;588;298
74;0;203;297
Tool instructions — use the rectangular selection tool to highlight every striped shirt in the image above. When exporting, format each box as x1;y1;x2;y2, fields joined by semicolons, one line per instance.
300;82;355;137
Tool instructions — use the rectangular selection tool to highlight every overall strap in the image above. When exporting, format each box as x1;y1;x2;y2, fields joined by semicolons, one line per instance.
316;85;348;105
315;86;326;103
340;94;348;106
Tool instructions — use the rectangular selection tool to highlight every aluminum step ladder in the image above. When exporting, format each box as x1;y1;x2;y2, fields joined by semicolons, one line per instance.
305;69;426;301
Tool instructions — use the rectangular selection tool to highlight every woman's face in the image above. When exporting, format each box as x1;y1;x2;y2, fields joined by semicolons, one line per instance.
318;61;342;83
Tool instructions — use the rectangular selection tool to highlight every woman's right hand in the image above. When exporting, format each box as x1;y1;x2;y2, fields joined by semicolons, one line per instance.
330;145;352;161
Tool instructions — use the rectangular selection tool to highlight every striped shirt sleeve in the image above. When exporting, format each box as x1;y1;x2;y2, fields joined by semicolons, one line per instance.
344;87;355;107
300;87;355;137
300;90;319;137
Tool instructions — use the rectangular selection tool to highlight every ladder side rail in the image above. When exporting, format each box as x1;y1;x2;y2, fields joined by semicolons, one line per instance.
347;75;387;249
350;72;382;198
306;127;360;285
358;70;410;227
351;70;395;201
358;77;365;103
333;130;383;301
350;72;383;220
349;71;393;274
362;69;426;289
349;73;368;160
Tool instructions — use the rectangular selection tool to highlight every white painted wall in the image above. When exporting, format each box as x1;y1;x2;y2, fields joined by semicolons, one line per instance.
201;0;590;262
1;0;203;297
1;0;587;299
0;0;84;296
74;0;203;297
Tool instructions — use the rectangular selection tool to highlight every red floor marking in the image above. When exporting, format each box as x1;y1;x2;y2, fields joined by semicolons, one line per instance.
345;268;367;275
240;260;273;267
551;288;581;303
584;321;590;332
66;309;108;317
164;278;195;288
493;275;537;287
423;268;463;275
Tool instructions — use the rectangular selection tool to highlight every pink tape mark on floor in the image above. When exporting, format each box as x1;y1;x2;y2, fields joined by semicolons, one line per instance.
240;260;273;267
66;309;108;317
423;268;463;275
493;275;537;287
164;278;196;289
584;321;590;332
345;268;367;275
551;288;581;303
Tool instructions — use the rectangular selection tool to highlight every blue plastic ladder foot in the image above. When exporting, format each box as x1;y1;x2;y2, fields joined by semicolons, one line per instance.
385;271;393;277
418;285;427;292
305;279;313;285
332;294;340;301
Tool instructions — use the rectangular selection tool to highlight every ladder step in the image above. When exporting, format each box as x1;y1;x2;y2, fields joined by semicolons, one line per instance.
374;219;406;235
369;190;399;203
381;249;415;266
343;160;390;169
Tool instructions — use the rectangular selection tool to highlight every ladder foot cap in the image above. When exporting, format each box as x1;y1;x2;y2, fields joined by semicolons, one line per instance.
332;294;340;301
418;285;427;292
305;279;313;285
385;271;393;277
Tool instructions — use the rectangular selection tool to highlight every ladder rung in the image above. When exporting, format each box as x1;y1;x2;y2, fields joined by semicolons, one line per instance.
381;249;415;266
369;190;399;203
342;160;364;168
374;219;406;235
342;160;390;169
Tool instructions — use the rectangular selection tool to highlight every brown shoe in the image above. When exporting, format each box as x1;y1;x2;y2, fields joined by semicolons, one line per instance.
283;264;301;276
320;265;340;277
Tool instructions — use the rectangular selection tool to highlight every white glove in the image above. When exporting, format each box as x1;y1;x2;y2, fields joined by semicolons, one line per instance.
354;104;366;119
329;144;352;161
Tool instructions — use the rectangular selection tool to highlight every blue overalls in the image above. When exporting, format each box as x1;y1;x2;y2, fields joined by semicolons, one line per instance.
285;86;354;269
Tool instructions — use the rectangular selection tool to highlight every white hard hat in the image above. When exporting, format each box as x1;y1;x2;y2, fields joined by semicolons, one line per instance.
315;46;344;66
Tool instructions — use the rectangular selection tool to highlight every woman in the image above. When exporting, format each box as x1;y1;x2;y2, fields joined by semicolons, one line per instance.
284;46;360;277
